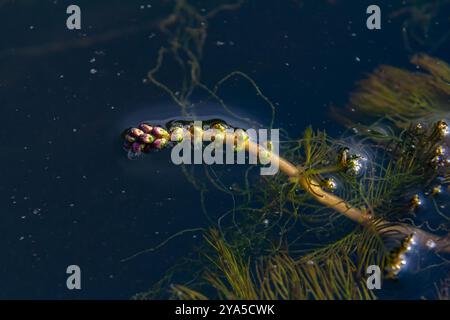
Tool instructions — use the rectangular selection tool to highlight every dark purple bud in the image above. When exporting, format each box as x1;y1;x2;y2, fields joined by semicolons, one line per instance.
130;128;144;138
142;144;152;153
152;127;170;139
125;134;136;143
139;133;155;144
139;123;153;133
152;138;168;150
132;142;143;153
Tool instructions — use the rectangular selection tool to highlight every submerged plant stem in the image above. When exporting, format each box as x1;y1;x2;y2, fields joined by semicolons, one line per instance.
244;139;450;254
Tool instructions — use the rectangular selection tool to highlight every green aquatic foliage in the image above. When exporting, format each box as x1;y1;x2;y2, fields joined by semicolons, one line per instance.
335;55;450;129
171;229;378;300
130;0;450;299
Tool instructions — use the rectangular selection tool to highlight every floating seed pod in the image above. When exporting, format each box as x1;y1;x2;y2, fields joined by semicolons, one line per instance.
139;133;155;144
139;123;153;133
130;128;145;138
152;138;169;150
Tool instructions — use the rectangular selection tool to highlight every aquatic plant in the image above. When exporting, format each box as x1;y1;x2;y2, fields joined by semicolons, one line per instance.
124;111;449;299
123;0;450;300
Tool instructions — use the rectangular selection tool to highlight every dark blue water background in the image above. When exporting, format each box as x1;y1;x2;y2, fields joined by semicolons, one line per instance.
0;0;449;298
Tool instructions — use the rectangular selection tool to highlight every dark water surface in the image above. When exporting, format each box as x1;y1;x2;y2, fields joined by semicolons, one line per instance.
0;0;449;298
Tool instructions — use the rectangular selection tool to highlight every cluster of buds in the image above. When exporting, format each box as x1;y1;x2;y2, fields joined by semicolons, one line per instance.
338;147;364;175
123;120;251;157
386;233;415;278
123;123;171;155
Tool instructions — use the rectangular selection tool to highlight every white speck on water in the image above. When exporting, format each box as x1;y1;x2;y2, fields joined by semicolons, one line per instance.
355;56;361;62
90;57;96;63
216;41;225;46
90;68;97;75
